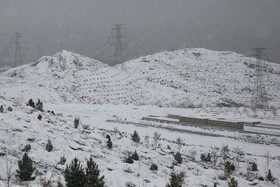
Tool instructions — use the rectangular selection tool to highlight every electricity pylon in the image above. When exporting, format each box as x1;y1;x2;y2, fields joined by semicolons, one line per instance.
109;24;127;65
251;48;268;109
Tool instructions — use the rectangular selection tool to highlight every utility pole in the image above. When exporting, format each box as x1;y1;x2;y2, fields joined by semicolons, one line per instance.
251;48;268;109
14;33;23;67
109;24;127;65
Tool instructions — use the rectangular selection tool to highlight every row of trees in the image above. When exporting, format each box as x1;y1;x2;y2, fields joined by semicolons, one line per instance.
14;153;105;187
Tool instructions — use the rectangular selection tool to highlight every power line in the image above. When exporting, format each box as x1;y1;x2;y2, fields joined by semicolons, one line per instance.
251;48;268;110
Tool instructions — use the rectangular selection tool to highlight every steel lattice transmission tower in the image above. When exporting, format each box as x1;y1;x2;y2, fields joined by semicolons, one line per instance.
14;33;23;67
109;24;127;65
251;48;268;109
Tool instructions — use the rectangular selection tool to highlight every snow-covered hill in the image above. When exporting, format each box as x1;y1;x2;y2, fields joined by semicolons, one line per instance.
120;48;280;108
1;48;280;108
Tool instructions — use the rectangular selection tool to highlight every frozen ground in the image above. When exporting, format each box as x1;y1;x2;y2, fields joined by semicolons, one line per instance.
0;48;280;186
1;48;280;108
0;99;280;187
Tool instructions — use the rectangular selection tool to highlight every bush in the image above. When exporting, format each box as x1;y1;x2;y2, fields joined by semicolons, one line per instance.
106;135;113;149
131;131;140;143
85;157;105;187
74;118;80;129
64;158;86;187
22;144;31;152
174;152;182;164
38;114;42;121
7;106;12;111
258;176;264;181
16;153;36;181
166;172;185;187
0;105;4;113
46;139;53;152
150;163;158;171
228;177;238;187
131;151;139;161
58;156;67;165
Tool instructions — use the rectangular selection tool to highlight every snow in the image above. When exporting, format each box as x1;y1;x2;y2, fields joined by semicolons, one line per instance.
1;48;280;108
0;48;280;186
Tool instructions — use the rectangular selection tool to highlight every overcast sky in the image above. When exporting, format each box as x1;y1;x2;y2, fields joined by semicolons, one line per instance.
0;0;279;65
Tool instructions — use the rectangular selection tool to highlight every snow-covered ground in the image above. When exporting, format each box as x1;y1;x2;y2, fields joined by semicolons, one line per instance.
0;48;280;186
1;48;280;108
0;98;280;187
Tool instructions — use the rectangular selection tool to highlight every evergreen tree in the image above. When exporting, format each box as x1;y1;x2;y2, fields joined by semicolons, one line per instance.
0;105;4;113
266;169;274;181
46;139;53;152
131;131;140;143
251;163;258;171
150;163;158;171
85;157;105;187
224;161;235;176
57;181;64;187
124;155;134;164
131;151;139;161
38;114;42;120
174;152;182;164
35;99;43;111
228;177;238;187
166;172;184;187
16;153;36;181
64;158;86;187
74;118;80;128
106;135;113;149
27;99;35;108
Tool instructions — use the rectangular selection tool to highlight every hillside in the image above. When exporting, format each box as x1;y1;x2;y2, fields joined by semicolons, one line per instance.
0;97;280;186
120;48;280;108
2;48;280;108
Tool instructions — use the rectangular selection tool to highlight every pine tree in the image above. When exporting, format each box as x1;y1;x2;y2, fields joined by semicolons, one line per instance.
228;177;238;187
166;172;185;187
131;151;139;161
174;152;182;164
224;161;235;176
27;99;35;108
0;105;4;113
150;163;158;171
57;181;64;187
266;169;274;181
35;99;43;111
85;157;105;187
38;114;42;120
64;158;86;187
106;135;113;149
46;139;53;152
74;118;80;129
16;153;36;181
131;131;140;143
251;163;258;171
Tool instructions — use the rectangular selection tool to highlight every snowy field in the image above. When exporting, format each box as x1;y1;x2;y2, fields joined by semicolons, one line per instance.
0;100;280;187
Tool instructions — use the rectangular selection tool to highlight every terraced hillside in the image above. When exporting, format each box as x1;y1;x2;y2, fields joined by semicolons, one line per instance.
1;48;280;108
121;48;280;107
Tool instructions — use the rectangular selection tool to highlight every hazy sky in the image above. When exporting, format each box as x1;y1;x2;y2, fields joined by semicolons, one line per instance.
0;0;279;65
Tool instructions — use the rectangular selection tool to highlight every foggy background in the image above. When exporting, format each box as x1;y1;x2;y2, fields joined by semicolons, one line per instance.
0;0;279;67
